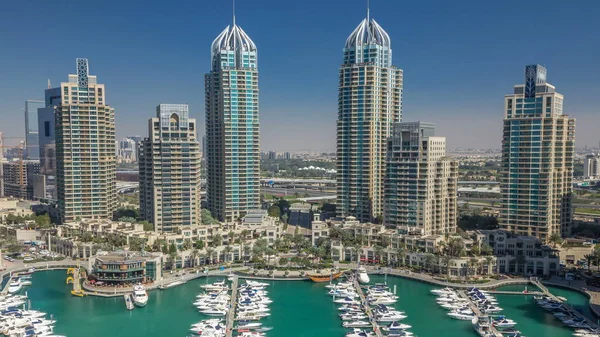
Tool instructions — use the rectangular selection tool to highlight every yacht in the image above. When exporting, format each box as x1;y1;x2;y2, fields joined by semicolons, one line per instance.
431;287;456;295
200;307;228;316
382;321;412;331
346;328;376;337
245;280;269;287
201;280;228;291
357;267;370;284
493;318;517;329
377;312;407;322
8;278;23;294
340;313;368;321
334;297;360;305
343;320;371;328
132;285;149;307
370;296;397;305
481;305;503;314
448;311;475;320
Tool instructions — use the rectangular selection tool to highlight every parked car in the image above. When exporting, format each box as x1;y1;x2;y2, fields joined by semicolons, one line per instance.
23;257;34;262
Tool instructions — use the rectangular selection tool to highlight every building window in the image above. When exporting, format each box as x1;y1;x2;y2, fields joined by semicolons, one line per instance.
44;121;51;137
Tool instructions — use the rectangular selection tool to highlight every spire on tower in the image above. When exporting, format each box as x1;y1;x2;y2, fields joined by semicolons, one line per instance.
47;79;51;89
232;0;236;26
367;0;370;21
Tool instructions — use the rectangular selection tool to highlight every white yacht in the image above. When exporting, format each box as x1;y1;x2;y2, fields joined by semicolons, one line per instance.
346;328;376;337
377;312;407;322
343;320;371;328
382;321;412;331
357;267;370;284
132;285;148;307
201;280;228;291
340;313;368;321
369;296;397;305
245;280;269;287
334;297;360;305
448;311;475;320
8;278;23;294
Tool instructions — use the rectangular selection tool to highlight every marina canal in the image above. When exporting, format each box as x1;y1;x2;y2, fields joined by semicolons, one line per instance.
16;271;595;337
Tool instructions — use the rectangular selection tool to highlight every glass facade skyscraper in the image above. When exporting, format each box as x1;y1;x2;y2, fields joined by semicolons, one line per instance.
336;10;403;223
500;65;575;240
55;58;116;223
139;104;201;233
24;100;44;160
205;17;260;222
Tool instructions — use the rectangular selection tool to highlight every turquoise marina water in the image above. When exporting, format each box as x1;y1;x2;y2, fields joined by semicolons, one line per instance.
17;271;595;337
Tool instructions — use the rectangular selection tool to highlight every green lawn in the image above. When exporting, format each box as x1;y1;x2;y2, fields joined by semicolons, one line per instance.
575;208;600;215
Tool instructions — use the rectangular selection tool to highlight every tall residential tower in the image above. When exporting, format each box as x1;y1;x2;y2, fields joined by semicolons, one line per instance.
336;8;403;223
500;65;575;240
139;104;202;233
205;15;260;222
55;58;116;223
24;100;44;160
383;122;458;235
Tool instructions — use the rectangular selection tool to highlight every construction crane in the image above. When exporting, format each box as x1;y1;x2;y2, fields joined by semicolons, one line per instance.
0;134;26;197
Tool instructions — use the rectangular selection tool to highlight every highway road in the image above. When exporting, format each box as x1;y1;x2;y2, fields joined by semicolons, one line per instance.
261;186;335;198
459;197;600;209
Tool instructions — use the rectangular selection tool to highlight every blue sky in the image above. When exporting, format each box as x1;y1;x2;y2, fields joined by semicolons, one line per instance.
0;0;598;151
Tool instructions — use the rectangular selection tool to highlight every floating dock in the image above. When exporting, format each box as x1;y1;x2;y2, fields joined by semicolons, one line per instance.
225;275;238;337
353;277;384;337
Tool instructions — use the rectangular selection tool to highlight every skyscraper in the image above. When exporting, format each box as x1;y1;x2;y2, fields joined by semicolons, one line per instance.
37;86;61;200
383;122;458;235
24;100;44;160
500;65;575;240
55;58;116;223
336;7;403;223
205;13;260;222
2;160;41;200
583;154;599;179
139;104;201;233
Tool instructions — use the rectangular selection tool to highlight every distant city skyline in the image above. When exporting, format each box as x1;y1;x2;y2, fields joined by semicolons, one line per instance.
0;1;598;151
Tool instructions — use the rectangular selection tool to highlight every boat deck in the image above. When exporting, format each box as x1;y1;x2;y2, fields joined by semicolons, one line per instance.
458;290;503;337
226;275;238;337
353;276;384;337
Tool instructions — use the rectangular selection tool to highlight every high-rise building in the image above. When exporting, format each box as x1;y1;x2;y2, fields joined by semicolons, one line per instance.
24;100;44;160
2;160;41;200
138;104;202;233
336;7;403;223
55;58;116;223
500;65;575;240
583;154;600;179
117;137;137;163
205;14;260;222
267;151;276;160
37;86;62;200
383;122;458;235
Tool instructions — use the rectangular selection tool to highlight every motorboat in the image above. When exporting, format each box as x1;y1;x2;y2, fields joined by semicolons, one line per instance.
369;296;397;305
382;321;412;331
448;311;475;320
132;285;149;307
376;312;407;322
481;305;503;314
342;320;371;328
201;280;228;291
200;308;228;316
346;328;376;337
340;313;368;321
493;318;517;329
245;280;269;287
334;297;360;305
431;287;456;295
8;279;23;294
357;267;370;284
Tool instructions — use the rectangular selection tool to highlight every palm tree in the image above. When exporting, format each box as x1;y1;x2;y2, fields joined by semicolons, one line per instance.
190;249;199;268
397;247;406;267
205;248;215;265
224;245;233;262
424;254;435;273
469;258;478;277
548;233;563;248
485;256;494;275
443;256;452;277
584;254;594;272
243;245;251;261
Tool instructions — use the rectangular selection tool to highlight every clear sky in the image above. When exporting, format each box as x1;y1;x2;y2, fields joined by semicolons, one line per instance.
0;0;598;151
